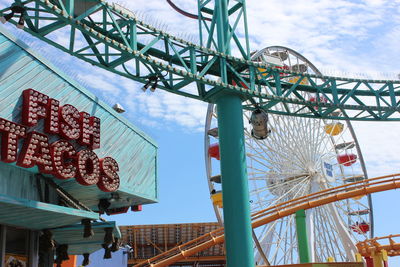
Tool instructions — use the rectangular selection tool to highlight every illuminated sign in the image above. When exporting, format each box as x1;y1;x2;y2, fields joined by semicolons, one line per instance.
0;89;120;192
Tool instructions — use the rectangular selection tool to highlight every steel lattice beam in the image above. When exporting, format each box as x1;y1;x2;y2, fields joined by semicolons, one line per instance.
1;0;400;120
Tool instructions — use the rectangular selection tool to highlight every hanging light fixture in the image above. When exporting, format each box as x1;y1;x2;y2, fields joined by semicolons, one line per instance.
0;11;14;24
141;74;158;92
82;253;90;266
39;229;55;252
249;108;271;140
104;227;115;245
98;198;111;214
141;80;151;92
0;6;26;29
82;219;94;238
150;80;158;92
102;244;112;259
16;15;25;29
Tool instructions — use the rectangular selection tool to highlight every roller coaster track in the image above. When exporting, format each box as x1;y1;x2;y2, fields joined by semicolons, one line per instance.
131;173;400;267
2;0;400;121
357;234;400;257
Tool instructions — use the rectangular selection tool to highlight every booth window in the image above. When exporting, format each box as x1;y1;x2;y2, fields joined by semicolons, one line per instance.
5;227;29;267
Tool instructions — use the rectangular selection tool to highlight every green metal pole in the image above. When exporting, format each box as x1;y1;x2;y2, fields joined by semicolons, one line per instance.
295;209;311;263
216;94;255;267
214;0;254;265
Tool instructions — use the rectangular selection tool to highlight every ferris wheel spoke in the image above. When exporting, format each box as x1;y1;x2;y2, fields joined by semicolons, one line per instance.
248;173;309;181
255;221;277;263
250;176;310;214
321;207;345;255
246;152;276;169
318;205;350;261
313;208;331;261
245;131;301;165
247;165;273;175
248;171;309;177
314;207;340;261
249;155;304;175
299;119;316;164
311;119;330;160
285;117;317;162
272;215;297;264
249;176;310;201
247;151;306;176
327;203;358;260
283;216;297;263
254;176;311;216
335;198;370;215
266;122;309;165
269;217;288;264
310;119;335;151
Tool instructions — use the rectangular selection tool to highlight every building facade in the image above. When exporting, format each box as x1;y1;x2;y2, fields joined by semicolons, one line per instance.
0;26;158;267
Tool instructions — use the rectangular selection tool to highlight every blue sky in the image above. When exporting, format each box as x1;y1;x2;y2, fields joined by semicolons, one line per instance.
2;0;400;264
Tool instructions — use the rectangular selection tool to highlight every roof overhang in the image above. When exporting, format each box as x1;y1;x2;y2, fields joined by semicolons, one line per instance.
52;221;121;255
0;193;99;229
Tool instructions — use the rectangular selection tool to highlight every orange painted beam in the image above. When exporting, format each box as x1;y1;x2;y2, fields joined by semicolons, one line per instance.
129;255;225;265
357;234;400;257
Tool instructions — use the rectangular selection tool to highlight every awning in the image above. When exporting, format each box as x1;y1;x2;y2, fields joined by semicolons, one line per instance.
52;221;121;255
0;193;99;229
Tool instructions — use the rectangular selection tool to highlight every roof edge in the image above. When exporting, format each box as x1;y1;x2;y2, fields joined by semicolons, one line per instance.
0;25;158;147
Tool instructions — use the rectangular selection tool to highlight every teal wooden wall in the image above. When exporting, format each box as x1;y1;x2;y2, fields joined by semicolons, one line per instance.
0;163;58;202
0;26;158;210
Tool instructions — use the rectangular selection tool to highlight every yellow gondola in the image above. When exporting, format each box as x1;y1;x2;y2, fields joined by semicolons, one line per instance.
287;76;309;85
324;122;344;136
211;192;223;208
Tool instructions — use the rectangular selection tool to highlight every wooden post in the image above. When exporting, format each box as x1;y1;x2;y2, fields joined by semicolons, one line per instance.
0;226;5;267
134;229;138;259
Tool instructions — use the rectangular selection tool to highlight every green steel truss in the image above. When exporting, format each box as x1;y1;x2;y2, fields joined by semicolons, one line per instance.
2;0;400;121
197;0;250;59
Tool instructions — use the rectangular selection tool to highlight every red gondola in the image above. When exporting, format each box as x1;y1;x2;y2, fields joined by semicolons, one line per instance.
337;153;357;167
351;222;370;234
208;143;220;160
309;95;328;109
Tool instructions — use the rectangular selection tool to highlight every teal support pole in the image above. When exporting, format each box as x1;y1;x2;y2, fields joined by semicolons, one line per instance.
216;94;255;267
214;0;254;264
295;209;311;263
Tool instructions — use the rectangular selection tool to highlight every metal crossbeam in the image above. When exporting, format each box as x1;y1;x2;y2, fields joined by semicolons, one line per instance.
1;0;400;120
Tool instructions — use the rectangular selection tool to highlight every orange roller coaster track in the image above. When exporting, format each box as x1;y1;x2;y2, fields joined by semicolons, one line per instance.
357;234;400;257
134;173;400;267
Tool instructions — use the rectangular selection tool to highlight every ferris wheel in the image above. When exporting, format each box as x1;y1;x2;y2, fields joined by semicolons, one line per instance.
205;46;374;265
